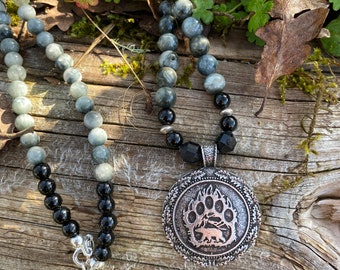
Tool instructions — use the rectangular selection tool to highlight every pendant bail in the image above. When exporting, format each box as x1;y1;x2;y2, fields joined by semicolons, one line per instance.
201;144;217;167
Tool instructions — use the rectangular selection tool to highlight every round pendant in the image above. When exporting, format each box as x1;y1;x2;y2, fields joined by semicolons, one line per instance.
162;167;261;266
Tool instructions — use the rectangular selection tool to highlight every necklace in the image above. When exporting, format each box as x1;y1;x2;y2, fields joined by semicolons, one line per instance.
156;0;261;266
1;1;116;269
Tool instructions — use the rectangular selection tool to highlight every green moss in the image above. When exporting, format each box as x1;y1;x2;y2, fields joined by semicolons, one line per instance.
6;0;20;26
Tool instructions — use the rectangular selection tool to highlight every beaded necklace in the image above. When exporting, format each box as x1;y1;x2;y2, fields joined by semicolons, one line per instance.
156;0;261;266
1;1;116;269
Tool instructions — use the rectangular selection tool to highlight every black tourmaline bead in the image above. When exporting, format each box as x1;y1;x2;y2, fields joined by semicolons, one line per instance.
179;141;202;163
33;163;51;180
99;214;118;231
97;230;115;247
98;196;115;214
165;131;183;148
62;220;80;237
214;92;230;109
216;131;237;154
53;206;71;224
94;246;111;262
44;193;63;210
158;108;176;125
220;115;238;131
38;179;56;195
97;182;114;197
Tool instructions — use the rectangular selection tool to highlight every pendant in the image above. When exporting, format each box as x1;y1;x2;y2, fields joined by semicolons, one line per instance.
162;145;261;266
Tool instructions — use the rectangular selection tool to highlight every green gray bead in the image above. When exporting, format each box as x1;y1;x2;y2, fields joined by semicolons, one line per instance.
12;96;32;114
36;31;54;47
84;111;103;129
171;0;193;20
204;73;226;94
159;50;179;70
27;17;44;35
94;163;114;182
75;96;94;113
15;113;34;130
1;38;19;54
7;80;28;97
92;145;110;164
189;35;210;57
63;67;82;84
157;67;177;87
20;132;40;148
181;17;203;38
17;4;36;21
0;11;11;25
27;146;46;165
4;51;23;67
70;81;88;98
7;64;26;81
155;87;176;108
157;33;178;52
197;54;218;75
13;0;30;6
88;127;107;146
55;53;74;70
45;43;64;61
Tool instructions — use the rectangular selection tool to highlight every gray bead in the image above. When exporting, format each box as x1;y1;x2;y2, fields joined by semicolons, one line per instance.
7;80;28;97
7;64;26;81
157;67;177;87
36;31;54;47
159;15;176;34
0;11;11;24
84;111;103;129
13;0;30;6
159;50;179;70
45;43;64;61
4;51;23;67
0;2;6;12
0;24;13;41
63;67;82;84
20;132;40;148
27;17;44;35
181;17;203;38
75;96;94;114
88;127;107;146
15;113;34;130
157;33;178;52
197;54;218;75
27;146;46;165
159;0;172;16
70;81;88;98
17;4;36;21
12;96;32;114
204;73;226;94
94;163;114;182
55;53;74;70
172;0;193;20
189;35;210;57
1;38;19;54
155;87;176;108
92;145;110;164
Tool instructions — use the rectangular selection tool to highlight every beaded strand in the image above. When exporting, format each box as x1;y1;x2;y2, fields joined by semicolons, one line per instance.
0;1;117;268
155;0;238;162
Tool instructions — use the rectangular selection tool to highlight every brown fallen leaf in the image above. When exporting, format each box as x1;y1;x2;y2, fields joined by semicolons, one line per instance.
254;7;329;115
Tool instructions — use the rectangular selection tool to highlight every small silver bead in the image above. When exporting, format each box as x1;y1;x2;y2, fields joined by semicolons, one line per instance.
89;258;105;269
160;125;173;134
220;108;233;116
70;235;83;248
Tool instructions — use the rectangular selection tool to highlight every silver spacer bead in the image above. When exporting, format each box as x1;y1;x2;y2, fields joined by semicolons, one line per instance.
160;125;174;134
70;235;84;248
89;258;105;269
220;108;233;116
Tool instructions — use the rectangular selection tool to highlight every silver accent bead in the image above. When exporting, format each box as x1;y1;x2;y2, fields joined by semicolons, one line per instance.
220;108;233;116
160;125;174;134
89;258;105;269
70;235;83;248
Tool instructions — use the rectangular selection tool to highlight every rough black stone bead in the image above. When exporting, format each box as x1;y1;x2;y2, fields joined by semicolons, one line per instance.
44;193;63;210
33;163;51;180
165;131;183;148
38;178;56;195
97;182;114;197
220;115;238;131
94;246;111;262
53;206;71;224
97;230;115;247
216;131;237;154
99;214;118;231
158;108;176;125
214;92;230;109
98;196;115;214
179;141;202;163
62;220;80;237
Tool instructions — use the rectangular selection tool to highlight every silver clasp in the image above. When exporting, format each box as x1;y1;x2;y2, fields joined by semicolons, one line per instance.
201;144;217;167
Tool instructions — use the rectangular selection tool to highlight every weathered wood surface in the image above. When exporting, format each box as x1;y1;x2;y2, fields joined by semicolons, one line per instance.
0;28;339;270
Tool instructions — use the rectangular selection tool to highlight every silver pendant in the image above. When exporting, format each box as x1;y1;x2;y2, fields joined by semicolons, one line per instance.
162;145;261;266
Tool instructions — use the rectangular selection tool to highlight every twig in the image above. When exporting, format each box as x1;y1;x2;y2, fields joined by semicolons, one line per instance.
0;126;34;139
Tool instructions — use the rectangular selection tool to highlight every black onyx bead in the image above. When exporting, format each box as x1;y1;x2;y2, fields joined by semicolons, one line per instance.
53;206;71;224
179;142;202;163
165;131;183;148
220;115;238;131
97;182;114;197
62;220;80;237
33;163;51;180
94;246;111;262
216;131;237;154
99;214;118;231
98;196;115;214
214;92;230;109
158;108;176;125
97;230;115;247
44;193;62;210
38;179;56;195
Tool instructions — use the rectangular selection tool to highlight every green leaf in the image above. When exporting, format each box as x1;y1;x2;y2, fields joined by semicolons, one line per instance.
321;15;340;57
329;0;340;11
192;0;214;25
